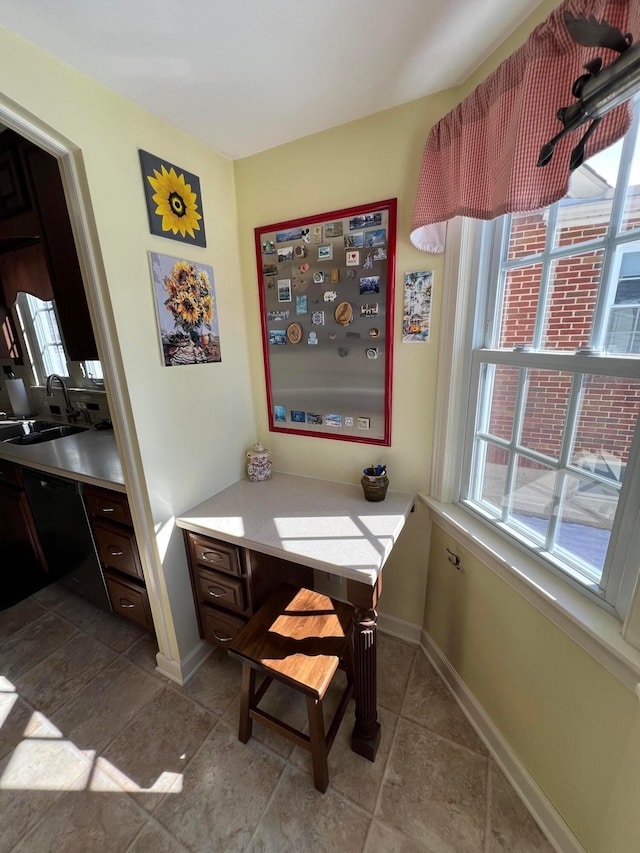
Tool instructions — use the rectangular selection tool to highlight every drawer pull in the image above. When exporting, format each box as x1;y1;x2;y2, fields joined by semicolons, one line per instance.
213;630;233;643
207;585;228;598
202;550;223;563
101;507;116;513
108;548;124;557
119;598;135;609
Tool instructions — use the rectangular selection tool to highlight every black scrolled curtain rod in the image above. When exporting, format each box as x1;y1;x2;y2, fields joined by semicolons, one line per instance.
538;11;640;171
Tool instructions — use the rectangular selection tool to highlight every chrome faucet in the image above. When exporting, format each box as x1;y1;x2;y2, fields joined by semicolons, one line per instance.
45;374;81;422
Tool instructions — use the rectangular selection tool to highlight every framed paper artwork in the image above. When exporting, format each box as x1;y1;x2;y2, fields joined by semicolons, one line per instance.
149;252;221;366
255;198;396;445
402;270;433;343
139;150;206;247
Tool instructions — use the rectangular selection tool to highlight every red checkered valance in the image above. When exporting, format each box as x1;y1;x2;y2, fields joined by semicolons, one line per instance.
411;0;640;254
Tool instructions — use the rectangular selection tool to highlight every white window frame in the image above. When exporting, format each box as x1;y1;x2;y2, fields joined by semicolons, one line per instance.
14;292;70;385
455;114;640;619
605;244;640;354
425;213;640;693
460;188;640;616
13;293;103;390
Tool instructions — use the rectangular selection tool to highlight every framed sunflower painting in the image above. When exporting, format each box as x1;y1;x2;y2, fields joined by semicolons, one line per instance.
149;252;221;366
139;150;207;247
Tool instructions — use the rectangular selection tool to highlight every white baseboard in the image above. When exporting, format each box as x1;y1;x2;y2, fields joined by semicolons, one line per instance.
420;628;585;853
378;610;422;645
155;639;213;686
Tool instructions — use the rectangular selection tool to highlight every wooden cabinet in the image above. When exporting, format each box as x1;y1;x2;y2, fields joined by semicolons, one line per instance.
0;140;31;220
84;484;153;630
104;572;152;629
185;532;250;647
0;459;47;572
184;530;313;648
0;130;98;362
21;144;97;361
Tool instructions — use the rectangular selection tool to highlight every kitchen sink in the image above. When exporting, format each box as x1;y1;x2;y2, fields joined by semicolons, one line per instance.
3;424;88;445
26;420;66;432
0;422;28;440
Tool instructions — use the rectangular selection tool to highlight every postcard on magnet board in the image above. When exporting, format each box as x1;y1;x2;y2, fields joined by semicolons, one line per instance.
277;246;294;263
344;232;363;248
277;279;292;302
324;221;343;238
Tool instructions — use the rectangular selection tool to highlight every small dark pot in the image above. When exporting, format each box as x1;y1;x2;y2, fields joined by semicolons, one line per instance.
361;474;389;502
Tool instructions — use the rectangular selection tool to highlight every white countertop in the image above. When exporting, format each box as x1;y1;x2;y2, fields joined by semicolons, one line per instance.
0;426;125;492
176;472;415;585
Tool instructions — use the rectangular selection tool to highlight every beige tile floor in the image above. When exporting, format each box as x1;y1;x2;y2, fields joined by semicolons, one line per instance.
0;583;555;852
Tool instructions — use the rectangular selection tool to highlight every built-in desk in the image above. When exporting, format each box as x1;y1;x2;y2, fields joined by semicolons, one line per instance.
176;472;414;760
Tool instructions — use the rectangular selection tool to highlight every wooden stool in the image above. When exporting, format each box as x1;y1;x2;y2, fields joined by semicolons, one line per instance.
227;583;354;793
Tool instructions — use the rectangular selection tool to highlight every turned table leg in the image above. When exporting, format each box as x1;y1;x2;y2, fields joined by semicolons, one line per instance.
347;576;382;761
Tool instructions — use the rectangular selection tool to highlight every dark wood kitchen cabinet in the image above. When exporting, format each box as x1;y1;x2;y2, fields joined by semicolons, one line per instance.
0;458;47;572
0;130;98;362
84;484;153;630
184;530;312;647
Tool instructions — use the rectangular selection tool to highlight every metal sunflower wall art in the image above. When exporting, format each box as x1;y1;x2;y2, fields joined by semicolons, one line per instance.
139;150;207;247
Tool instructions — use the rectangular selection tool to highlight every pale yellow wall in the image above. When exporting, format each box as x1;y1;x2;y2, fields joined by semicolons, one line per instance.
0;26;256;656
231;0;560;627
427;524;640;852
232;0;640;848
416;4;640;850
233;90;458;624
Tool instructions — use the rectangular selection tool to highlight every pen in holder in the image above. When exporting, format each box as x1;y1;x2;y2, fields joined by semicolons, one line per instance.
361;464;389;502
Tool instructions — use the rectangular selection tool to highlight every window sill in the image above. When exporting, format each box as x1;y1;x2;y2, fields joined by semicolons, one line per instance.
420;493;640;697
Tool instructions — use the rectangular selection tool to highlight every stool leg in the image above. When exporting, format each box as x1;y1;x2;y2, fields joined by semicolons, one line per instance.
239;665;255;743
306;696;329;793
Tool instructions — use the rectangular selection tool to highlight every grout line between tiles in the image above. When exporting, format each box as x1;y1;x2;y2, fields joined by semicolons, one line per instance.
370;709;400;822
124;813;191;853
242;755;289;852
484;755;493;852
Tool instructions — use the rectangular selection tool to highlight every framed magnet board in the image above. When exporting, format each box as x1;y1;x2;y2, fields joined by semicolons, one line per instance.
255;198;396;445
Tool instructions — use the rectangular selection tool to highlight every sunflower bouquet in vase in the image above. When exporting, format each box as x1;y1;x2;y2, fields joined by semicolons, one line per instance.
151;254;221;366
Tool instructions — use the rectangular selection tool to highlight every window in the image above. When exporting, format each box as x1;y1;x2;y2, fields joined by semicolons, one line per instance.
14;292;102;388
15;292;68;384
460;114;640;619
82;360;104;385
606;248;640;354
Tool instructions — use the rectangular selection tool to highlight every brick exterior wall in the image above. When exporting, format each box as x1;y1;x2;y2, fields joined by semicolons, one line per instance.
487;209;639;475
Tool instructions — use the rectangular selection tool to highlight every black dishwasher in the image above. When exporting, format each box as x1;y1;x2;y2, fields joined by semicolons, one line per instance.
21;469;112;611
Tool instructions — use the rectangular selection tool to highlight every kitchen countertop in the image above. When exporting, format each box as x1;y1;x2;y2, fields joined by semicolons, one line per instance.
176;471;415;585
0;424;125;492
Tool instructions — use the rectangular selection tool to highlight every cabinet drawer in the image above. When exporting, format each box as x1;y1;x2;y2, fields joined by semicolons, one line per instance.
187;532;241;576
0;459;21;488
197;567;245;614
93;520;143;581
200;605;246;646
105;572;153;630
85;485;132;527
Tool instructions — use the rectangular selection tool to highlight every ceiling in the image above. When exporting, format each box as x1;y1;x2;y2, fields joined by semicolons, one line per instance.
1;0;543;159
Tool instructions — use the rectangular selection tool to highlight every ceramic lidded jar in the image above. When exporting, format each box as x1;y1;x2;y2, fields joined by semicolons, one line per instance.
246;442;272;482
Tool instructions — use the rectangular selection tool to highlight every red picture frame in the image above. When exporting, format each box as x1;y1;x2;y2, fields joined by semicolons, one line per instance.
255;198;396;445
